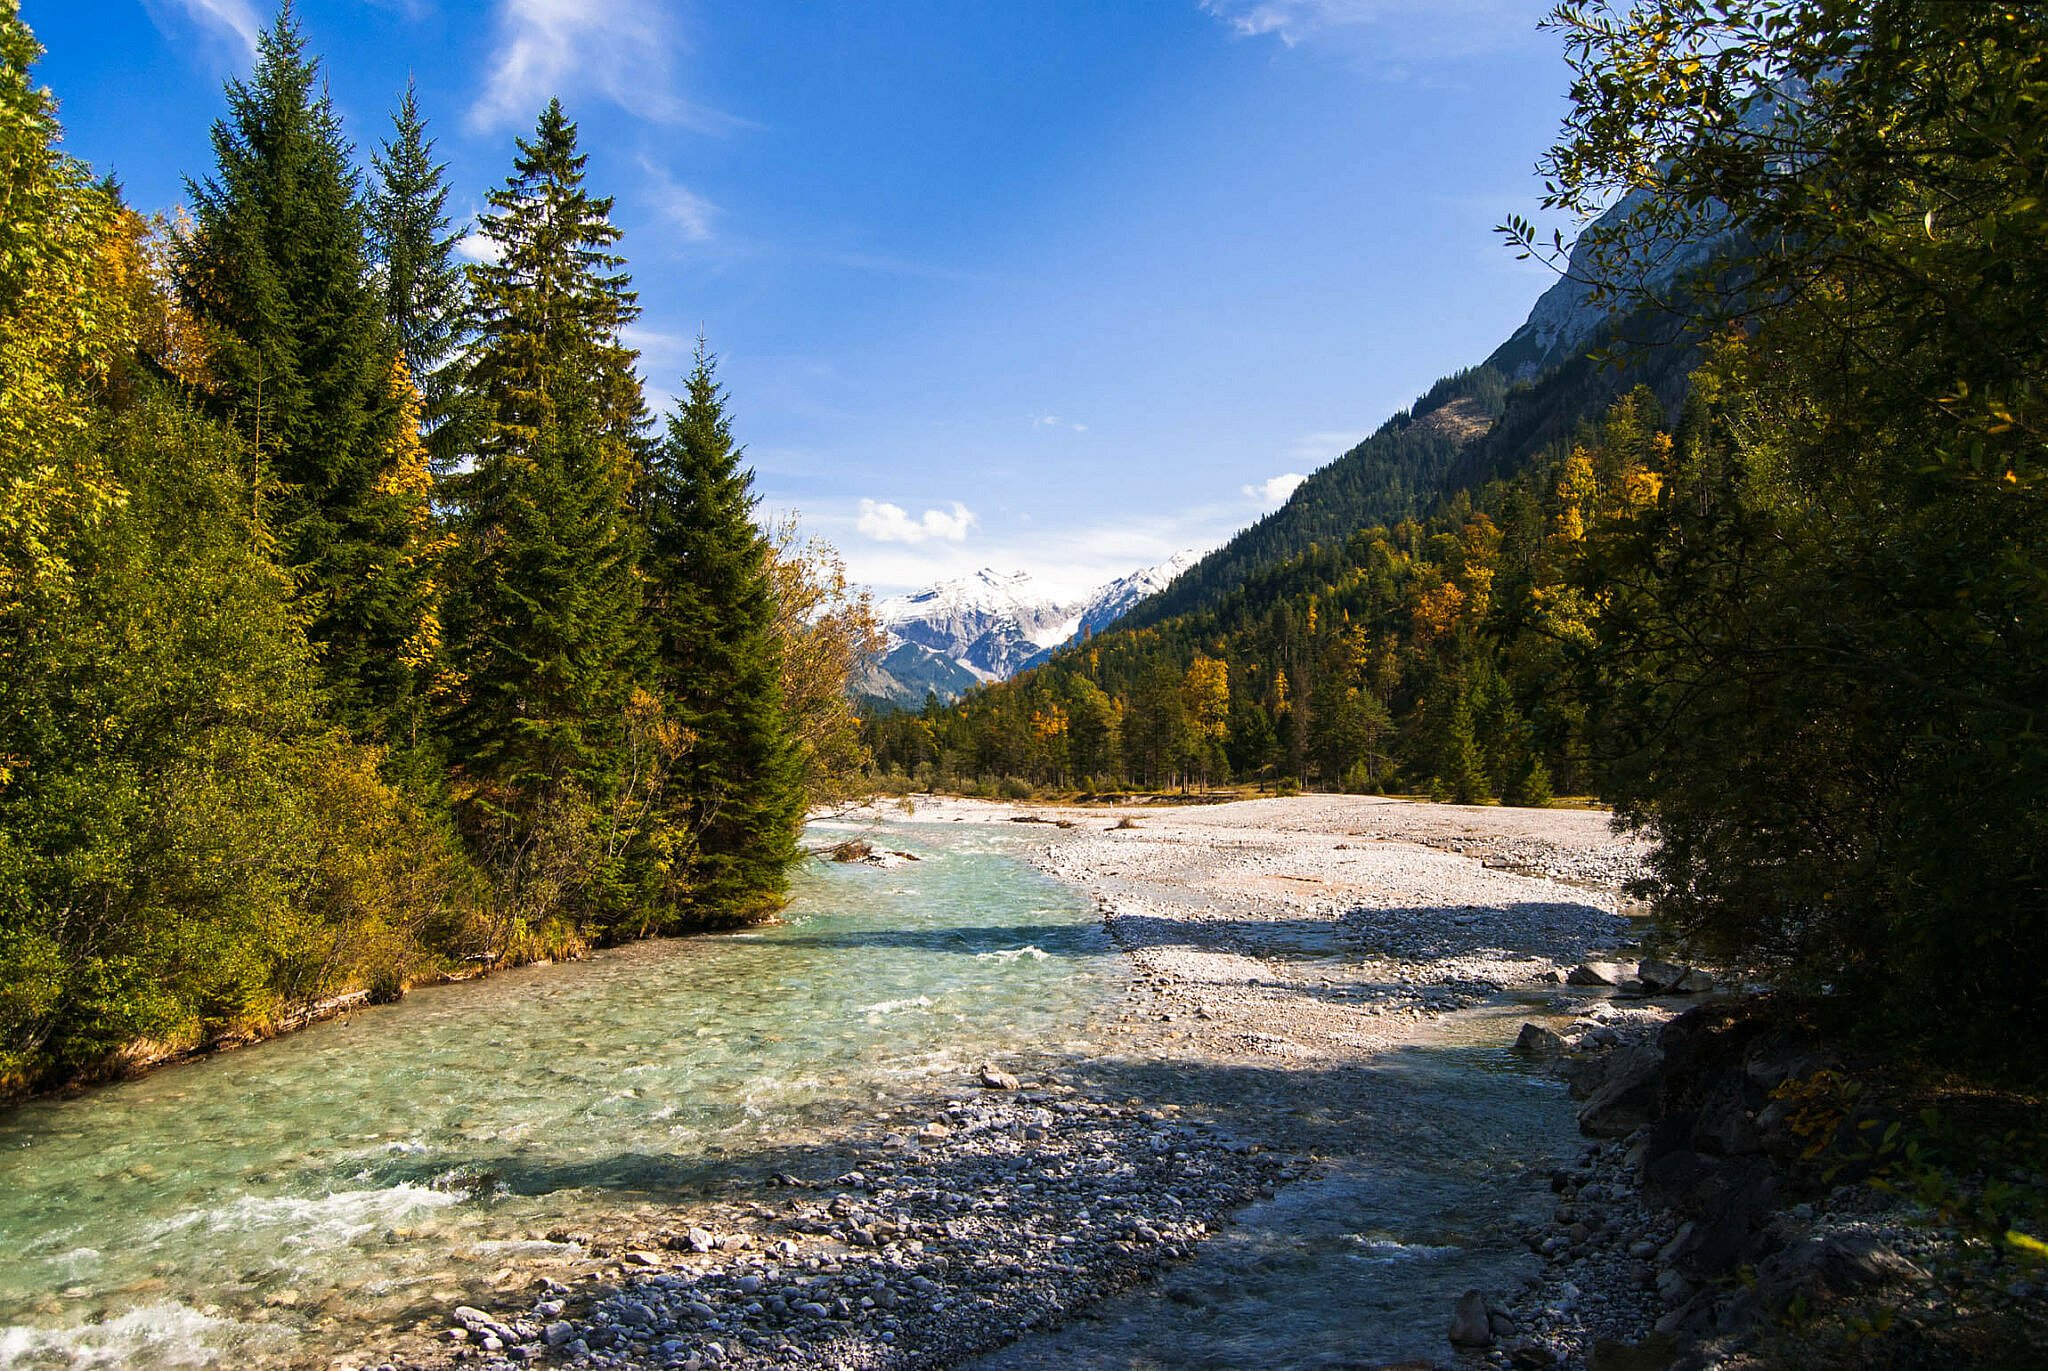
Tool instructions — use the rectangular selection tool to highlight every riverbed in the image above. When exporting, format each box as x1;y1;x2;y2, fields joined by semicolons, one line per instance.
2;796;1654;1371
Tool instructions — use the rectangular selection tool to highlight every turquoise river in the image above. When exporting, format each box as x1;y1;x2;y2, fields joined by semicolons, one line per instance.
0;820;1121;1368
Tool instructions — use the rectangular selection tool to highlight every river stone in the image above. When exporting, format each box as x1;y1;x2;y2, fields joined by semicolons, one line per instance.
1515;1022;1567;1056
543;1321;574;1347
1587;1336;1679;1371
1567;961;1633;987
1448;1288;1494;1347
1635;958;1685;992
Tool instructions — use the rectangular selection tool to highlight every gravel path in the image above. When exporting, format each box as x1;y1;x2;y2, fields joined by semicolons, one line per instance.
373;795;1665;1371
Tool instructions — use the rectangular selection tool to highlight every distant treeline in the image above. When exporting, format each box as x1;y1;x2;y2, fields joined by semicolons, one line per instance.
869;1;2048;1072
0;5;874;1093
864;378;1679;805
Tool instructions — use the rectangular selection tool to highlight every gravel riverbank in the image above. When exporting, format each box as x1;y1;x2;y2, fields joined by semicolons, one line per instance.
372;794;1673;1371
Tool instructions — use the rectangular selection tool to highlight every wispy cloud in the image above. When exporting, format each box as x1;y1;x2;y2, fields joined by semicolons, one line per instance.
1030;414;1089;433
1243;472;1307;505
619;324;693;356
638;156;717;242
1283;429;1368;464
801;499;1241;602
468;0;747;135
149;0;262;57
848;520;1221;602
856;499;978;545
1201;0;1541;65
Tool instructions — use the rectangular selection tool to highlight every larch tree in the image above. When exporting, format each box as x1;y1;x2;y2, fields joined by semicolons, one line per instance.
643;342;803;922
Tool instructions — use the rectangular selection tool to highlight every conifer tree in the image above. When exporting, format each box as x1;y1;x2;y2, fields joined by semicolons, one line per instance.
445;99;651;917
369;80;466;469
460;97;645;470
644;343;802;920
177;4;413;737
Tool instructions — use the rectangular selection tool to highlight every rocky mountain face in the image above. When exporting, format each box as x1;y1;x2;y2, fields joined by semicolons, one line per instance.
857;557;1193;709
879;569;1082;684
1070;551;1194;640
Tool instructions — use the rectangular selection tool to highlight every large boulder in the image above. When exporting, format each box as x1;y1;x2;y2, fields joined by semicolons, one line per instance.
1691;1074;1765;1156
1576;1044;1667;1137
1447;1289;1494;1348
1514;1022;1568;1056
1567;961;1635;987
1635;958;1686;992
1754;1233;1928;1315
1661;1161;1783;1278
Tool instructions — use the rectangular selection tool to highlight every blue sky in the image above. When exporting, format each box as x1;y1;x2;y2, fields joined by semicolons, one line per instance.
28;1;1572;599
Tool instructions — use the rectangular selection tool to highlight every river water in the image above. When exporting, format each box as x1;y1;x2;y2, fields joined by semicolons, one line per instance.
1;816;1585;1371
0;821;1118;1369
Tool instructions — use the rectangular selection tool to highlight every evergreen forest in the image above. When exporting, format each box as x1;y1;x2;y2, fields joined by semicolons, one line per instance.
0;5;874;1094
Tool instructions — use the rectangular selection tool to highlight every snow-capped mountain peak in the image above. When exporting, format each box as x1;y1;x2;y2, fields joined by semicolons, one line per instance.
858;553;1194;707
876;567;1078;682
1070;550;1196;640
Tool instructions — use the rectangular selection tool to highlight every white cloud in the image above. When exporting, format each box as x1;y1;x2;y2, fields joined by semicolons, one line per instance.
151;0;262;56
1201;0;1539;62
856;499;978;545
468;0;744;134
1243;472;1308;505
453;231;503;265
1284;429;1369;464
796;503;1234;603
620;324;692;355
638;157;717;242
1030;414;1089;432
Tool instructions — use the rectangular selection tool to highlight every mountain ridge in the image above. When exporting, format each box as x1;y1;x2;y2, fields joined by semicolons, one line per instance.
855;554;1195;709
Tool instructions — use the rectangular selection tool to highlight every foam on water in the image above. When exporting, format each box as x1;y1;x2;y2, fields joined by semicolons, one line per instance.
861;994;937;1015
146;1182;464;1246
0;1303;284;1370
975;945;1051;962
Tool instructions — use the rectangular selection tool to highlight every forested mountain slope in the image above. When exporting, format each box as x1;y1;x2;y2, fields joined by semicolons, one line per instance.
1124;193;1700;630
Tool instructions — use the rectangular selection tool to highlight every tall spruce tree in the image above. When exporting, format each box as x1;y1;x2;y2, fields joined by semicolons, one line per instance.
644;342;802;920
460;98;645;469
446;98;652;920
369;80;466;470
176;4;417;738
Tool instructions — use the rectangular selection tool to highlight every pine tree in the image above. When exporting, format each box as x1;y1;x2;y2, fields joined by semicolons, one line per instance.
369;79;466;470
644;342;802;921
445;99;653;923
176;3;412;738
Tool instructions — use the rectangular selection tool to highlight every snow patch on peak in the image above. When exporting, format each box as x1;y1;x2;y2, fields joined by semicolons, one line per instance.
861;552;1198;706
